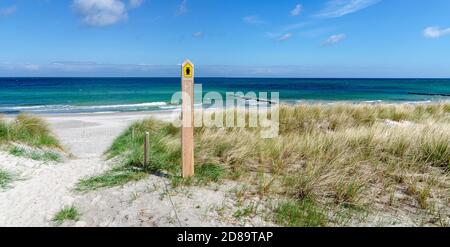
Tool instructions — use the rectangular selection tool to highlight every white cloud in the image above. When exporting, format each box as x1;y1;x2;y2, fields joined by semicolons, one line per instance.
71;0;144;27
290;4;302;16
323;34;346;45
128;0;144;8
423;26;450;39
317;0;380;18
73;0;128;27
0;5;17;17
277;33;293;42
193;31;204;38
243;15;265;25
176;0;188;16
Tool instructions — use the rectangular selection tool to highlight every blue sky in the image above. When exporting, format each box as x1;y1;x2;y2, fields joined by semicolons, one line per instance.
0;0;449;77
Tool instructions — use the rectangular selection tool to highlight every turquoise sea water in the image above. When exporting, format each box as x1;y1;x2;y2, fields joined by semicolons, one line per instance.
0;78;449;114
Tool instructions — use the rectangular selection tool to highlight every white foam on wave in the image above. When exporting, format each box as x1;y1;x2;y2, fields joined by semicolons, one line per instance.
158;105;179;110
0;102;168;113
404;100;432;104
88;102;167;109
8;105;52;110
363;100;383;103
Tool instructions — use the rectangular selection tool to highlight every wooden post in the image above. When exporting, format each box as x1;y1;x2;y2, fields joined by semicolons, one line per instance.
181;60;195;178
144;131;150;166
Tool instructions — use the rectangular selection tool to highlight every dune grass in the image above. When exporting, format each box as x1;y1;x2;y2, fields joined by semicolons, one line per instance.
0;114;61;149
74;166;149;192
80;103;450;226
53;206;80;225
8;146;62;162
75;119;227;191
0;169;15;190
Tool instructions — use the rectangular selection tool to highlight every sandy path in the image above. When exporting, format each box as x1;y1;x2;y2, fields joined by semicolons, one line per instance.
0;111;177;226
48;111;179;158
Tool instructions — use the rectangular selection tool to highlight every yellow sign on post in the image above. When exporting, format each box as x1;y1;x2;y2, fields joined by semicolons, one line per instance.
183;62;193;78
181;60;195;178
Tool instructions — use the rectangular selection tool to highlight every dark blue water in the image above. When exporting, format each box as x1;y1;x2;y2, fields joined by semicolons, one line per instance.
0;78;449;114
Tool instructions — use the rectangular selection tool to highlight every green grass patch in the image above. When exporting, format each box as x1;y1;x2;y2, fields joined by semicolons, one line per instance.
195;163;225;184
74;166;149;192
0;169;15;190
77;119;227;192
53;206;80;225
275;199;328;227
8;146;62;162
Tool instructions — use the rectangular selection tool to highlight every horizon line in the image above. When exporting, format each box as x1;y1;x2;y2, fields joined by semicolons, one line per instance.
1;76;450;80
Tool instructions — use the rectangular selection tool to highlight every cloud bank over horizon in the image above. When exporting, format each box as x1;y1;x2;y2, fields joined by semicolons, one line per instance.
1;61;449;78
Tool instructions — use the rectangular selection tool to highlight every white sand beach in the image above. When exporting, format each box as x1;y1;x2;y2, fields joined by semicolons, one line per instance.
0;111;270;227
0;112;168;226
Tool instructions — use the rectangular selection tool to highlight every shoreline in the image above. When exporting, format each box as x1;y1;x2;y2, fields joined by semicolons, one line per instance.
2;99;450;117
3;109;181;120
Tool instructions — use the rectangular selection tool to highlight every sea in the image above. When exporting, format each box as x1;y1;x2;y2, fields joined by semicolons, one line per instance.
0;77;449;114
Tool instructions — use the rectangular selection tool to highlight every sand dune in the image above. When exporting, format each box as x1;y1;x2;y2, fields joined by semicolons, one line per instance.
0;111;178;226
1;111;268;227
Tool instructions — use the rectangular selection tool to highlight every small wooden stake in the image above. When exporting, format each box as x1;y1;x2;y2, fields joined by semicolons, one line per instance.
181;60;195;178
144;131;150;166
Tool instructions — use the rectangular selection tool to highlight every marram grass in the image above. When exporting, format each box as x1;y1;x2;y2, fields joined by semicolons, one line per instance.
8;146;62;162
0;114;61;149
87;103;450;226
0;169;15;190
